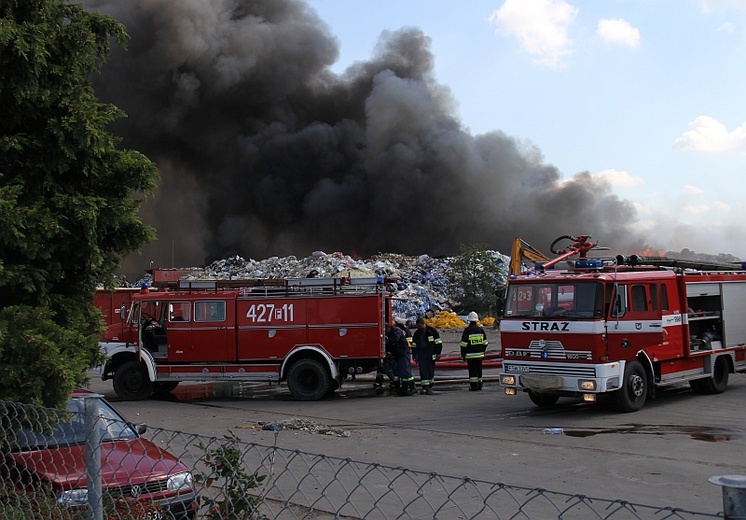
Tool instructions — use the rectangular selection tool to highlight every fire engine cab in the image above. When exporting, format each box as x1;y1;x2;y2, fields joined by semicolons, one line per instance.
499;235;746;412
98;273;393;401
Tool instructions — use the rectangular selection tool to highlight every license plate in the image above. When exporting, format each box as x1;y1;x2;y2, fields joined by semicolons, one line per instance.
505;365;529;372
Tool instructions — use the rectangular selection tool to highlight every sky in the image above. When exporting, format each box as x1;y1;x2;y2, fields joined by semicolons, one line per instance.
306;0;746;258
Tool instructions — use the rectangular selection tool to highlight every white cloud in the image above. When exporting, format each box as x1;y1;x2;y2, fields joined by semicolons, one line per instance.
674;116;746;154
684;184;704;194
716;22;735;33
592;168;644;187
596;19;640;48
489;0;578;67
714;201;731;212
700;0;746;14
682;204;711;215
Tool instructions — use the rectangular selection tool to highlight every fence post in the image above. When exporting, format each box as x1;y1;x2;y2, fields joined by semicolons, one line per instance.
82;393;104;520
710;475;746;519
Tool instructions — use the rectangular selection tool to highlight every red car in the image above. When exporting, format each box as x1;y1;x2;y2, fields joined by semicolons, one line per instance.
2;390;198;518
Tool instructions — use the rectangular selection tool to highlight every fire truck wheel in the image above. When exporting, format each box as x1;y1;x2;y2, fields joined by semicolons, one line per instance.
287;359;331;401
113;361;154;401
614;360;647;412
689;378;706;394
528;392;559;407
326;378;341;396
698;356;730;394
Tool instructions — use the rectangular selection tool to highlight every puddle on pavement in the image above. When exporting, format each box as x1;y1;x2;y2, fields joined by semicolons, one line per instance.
156;381;289;402
561;424;743;442
155;377;469;403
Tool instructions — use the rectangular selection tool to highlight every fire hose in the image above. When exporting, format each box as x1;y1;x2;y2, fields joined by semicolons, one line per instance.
414;352;503;369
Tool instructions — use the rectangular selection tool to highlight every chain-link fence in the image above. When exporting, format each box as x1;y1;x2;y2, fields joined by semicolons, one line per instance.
0;396;726;520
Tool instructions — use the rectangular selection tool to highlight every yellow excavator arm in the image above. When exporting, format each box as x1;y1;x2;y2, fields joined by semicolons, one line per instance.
510;237;551;276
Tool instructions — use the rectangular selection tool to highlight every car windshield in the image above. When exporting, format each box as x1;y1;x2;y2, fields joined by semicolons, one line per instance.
15;397;138;450
505;281;605;319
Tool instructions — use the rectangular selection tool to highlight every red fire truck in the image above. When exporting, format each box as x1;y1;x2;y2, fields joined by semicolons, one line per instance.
94;287;139;326
94;270;193;325
98;274;393;401
499;235;746;412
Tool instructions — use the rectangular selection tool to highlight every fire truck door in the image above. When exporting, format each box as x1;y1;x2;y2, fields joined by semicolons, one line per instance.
165;301;191;361
236;298;308;360
169;299;235;362
607;283;664;360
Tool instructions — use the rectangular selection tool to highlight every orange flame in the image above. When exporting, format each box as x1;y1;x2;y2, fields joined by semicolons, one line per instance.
635;247;665;257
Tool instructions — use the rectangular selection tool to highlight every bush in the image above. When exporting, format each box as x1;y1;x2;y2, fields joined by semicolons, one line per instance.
195;432;267;520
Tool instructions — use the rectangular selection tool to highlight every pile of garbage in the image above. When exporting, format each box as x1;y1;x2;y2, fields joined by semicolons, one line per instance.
425;311;467;329
133;250;509;327
237;418;351;437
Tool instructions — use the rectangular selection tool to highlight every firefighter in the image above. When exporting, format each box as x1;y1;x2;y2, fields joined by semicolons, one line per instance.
374;348;397;394
411;317;442;394
460;311;488;391
394;318;413;349
385;322;416;396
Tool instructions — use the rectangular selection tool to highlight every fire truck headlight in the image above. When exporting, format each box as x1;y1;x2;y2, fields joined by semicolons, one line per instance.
500;374;516;386
579;380;596;391
583;393;596;402
504;387;517;396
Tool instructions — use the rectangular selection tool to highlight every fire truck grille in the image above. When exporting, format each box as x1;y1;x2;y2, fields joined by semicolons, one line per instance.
519;364;597;377
502;340;592;361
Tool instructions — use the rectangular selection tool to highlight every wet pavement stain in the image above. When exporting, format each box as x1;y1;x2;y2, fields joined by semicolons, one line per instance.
561;424;743;441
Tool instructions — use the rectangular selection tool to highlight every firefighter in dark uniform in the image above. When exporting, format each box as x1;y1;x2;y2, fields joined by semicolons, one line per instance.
385;322;416;396
411;317;442;394
460;311;488;391
374;341;397;394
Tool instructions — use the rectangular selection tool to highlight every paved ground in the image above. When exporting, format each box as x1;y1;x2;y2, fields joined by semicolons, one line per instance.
85;326;746;516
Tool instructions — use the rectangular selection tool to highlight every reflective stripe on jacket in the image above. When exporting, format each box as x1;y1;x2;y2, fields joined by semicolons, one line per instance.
460;324;488;359
412;326;443;360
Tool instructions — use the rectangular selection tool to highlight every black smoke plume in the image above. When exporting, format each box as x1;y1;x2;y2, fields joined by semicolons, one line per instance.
85;0;645;272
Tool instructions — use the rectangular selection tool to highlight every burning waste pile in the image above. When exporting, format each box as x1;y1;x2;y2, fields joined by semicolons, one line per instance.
134;250;509;326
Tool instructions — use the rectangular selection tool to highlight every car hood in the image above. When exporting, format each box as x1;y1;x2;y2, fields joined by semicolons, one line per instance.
7;438;188;489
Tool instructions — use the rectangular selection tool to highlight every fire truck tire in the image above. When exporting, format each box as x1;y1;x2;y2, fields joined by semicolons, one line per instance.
689;378;706;394
528;392;559;407
614;360;647;412
698;356;729;394
325;378;341;396
113;361;154;401
154;381;180;394
287;359;331;401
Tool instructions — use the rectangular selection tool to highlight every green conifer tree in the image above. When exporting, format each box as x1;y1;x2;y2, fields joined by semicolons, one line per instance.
0;0;157;406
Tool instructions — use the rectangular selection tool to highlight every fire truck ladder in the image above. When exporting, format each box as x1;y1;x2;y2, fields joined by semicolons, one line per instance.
173;276;392;296
615;255;745;272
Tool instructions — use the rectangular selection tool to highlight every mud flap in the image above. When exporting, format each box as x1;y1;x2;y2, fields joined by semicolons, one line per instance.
521;374;564;393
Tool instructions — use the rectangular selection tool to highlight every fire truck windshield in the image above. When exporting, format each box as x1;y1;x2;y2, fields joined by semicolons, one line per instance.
505;281;604;319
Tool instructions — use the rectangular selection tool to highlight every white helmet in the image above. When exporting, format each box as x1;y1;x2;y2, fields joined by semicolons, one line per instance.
467;311;479;322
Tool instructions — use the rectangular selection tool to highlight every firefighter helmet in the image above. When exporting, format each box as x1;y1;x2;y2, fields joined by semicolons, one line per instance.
467;311;479;322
